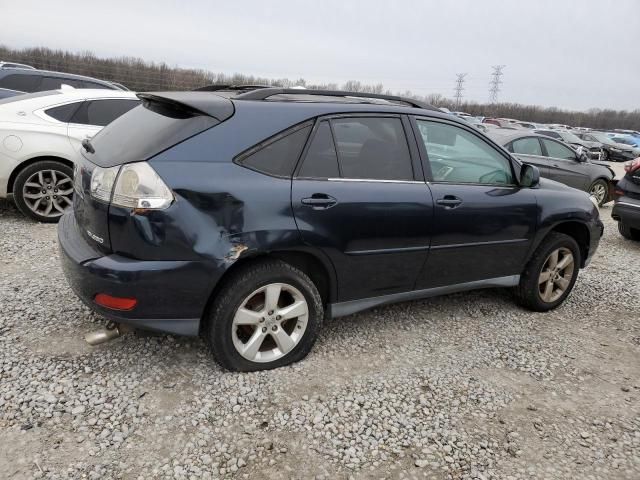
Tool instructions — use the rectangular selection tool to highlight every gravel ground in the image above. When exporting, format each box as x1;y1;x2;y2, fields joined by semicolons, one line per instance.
0;194;639;480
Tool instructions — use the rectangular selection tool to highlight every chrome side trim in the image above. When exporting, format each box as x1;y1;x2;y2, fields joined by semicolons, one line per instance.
430;238;529;250
329;275;520;318
326;178;425;184
616;201;640;209
346;245;430;256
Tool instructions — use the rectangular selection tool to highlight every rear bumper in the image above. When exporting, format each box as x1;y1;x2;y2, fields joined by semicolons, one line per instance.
612;197;640;230
58;211;220;336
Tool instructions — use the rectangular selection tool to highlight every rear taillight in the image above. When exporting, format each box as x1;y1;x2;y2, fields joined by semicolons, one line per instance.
624;158;640;174
89;162;174;210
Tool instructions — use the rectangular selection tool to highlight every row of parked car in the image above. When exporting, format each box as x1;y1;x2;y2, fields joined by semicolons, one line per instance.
2;60;638;370
451;111;640;163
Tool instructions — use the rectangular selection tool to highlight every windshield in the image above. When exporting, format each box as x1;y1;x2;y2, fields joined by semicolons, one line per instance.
588;132;614;143
560;131;583;143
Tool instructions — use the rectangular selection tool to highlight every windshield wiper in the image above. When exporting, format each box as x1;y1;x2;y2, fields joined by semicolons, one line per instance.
82;138;95;154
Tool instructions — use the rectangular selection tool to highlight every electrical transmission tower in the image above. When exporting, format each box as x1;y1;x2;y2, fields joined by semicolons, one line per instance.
488;65;506;103
453;73;467;109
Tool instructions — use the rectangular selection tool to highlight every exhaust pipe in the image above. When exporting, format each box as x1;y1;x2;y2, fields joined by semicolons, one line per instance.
85;322;130;346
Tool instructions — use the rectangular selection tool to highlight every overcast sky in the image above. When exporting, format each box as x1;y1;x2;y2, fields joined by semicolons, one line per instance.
4;0;640;111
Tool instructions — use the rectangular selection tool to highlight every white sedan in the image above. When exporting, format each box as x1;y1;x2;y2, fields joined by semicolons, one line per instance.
0;89;139;221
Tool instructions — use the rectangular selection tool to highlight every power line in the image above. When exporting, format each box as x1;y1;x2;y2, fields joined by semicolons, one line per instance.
488;65;506;104
453;73;467;109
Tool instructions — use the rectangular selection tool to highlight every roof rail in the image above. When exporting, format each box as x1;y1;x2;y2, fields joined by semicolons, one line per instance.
193;84;272;92
234;88;436;110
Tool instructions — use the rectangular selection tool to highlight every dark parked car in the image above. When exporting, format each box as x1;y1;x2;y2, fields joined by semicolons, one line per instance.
489;131;615;206
574;131;637;162
0;68;127;94
0;87;21;99
533;129;603;160
58;88;603;371
612;158;640;240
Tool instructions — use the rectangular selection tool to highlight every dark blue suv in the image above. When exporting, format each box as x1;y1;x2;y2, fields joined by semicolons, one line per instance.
58;87;603;371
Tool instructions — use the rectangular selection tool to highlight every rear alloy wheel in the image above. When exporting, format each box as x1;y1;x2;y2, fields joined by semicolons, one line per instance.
515;232;580;311
618;222;640;241
205;260;323;371
232;283;309;363
13;160;74;222
588;179;609;206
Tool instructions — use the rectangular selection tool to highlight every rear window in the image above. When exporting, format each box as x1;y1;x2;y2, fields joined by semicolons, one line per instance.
87;100;220;168
0;73;41;92
71;99;140;126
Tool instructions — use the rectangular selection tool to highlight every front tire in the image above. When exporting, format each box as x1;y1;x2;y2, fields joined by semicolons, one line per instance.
618;222;640;241
515;232;581;312
588;179;609;206
205;259;323;372
13;160;74;223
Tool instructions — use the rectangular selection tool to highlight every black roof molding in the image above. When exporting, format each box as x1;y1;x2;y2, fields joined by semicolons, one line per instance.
193;84;272;92
234;87;437;111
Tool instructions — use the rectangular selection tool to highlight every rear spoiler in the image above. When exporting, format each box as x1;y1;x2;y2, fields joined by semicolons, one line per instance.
137;92;234;122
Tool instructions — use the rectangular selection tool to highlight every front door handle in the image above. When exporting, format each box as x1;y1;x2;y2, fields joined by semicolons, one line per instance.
301;194;337;209
436;195;462;209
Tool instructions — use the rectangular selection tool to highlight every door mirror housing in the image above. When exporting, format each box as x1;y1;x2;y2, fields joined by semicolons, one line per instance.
520;163;540;188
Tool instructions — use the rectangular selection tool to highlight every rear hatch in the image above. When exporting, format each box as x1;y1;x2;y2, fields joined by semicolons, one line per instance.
73;92;234;252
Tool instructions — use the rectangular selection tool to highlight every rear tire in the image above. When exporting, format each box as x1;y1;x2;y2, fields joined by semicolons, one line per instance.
13;160;74;223
204;259;323;372
515;232;581;312
618;222;640;241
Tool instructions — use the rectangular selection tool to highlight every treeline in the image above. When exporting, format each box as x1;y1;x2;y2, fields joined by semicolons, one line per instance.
1;45;639;130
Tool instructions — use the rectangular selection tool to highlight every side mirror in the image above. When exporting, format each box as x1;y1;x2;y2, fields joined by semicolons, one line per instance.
520;163;540;188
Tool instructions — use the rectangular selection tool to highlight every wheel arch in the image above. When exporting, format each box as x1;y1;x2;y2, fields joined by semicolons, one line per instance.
200;249;337;333
7;155;74;194
546;221;591;268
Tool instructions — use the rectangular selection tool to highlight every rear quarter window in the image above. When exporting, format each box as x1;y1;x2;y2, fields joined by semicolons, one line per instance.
236;123;312;177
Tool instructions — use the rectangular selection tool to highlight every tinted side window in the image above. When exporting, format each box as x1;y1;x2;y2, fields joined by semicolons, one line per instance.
541;139;575;160
417;120;514;185
82;81;111;89
71;99;140;126
331;117;413;181
0;73;41;92
44;101;83;122
511;137;543;156
299;121;339;178
239;124;312;177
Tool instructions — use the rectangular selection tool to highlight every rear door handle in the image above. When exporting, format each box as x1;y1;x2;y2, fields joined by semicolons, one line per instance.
301;194;337;209
436;195;462;209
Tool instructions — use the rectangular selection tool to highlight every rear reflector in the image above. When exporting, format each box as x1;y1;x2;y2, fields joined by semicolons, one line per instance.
94;293;137;311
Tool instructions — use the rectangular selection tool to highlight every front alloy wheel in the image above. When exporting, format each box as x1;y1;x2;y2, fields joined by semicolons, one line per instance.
588;180;608;207
538;247;574;303
514;232;581;311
